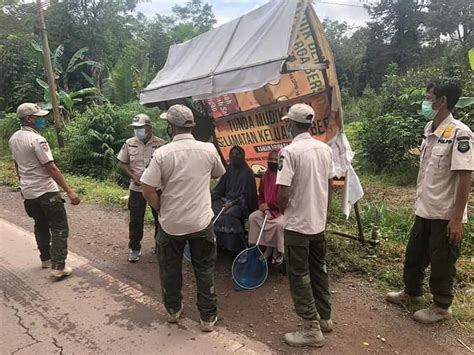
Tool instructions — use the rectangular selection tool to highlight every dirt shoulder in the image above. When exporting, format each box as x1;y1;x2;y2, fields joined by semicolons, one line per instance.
1;185;471;354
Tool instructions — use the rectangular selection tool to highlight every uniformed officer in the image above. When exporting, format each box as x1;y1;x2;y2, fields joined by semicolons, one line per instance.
117;114;165;262
387;79;473;323
9;103;80;278
140;104;225;332
276;103;335;348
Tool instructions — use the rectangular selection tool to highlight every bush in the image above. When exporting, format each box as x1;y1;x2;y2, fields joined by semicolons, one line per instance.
350;65;473;173
0;113;19;156
60;102;165;180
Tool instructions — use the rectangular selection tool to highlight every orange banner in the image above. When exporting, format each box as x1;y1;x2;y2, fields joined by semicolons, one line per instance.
215;92;331;174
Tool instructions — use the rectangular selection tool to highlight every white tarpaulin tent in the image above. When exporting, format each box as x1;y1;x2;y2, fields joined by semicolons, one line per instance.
140;0;300;104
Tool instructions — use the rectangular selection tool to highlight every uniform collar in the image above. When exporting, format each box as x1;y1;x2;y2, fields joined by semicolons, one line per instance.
426;113;454;138
292;132;312;142
172;133;195;142
21;126;40;134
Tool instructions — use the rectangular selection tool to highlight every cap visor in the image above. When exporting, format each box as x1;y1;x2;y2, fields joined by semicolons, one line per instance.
281;115;289;121
34;110;49;117
159;112;168;120
129;123;146;127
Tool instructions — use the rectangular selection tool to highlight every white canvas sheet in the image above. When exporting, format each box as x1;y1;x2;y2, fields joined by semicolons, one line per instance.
140;0;298;104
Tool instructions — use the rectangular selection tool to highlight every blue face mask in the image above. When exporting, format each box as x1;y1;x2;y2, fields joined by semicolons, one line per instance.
35;117;46;129
421;100;438;121
135;128;146;141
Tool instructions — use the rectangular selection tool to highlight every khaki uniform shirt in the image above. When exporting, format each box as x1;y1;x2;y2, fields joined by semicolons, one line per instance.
8;126;58;199
276;132;335;235
416;114;473;222
117;136;165;192
140;133;226;236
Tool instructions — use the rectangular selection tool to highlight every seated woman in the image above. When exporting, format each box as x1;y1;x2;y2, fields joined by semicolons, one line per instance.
212;146;258;253
248;149;284;264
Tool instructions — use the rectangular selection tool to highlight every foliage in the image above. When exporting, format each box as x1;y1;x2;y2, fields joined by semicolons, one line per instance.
109;42;151;105
323;20;368;96
0;33;43;113
366;0;425;73
59;102;165;180
425;0;473;45
345;65;473;173
35;78;98;118
0;113;19;157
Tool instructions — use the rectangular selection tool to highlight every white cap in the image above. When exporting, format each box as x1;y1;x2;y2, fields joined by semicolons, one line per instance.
16;103;49;119
160;104;195;128
130;114;152;127
281;103;315;123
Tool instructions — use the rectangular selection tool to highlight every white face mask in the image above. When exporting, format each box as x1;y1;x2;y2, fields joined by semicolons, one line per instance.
135;128;146;141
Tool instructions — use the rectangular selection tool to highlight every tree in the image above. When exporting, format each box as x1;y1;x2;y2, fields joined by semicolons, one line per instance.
172;0;216;33
143;0;217;72
0;33;43;112
365;0;425;73
45;0;139;71
425;0;473;45
323;20;369;96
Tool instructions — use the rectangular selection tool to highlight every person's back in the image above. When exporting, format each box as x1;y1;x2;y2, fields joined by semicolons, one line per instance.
280;134;333;235
140;104;225;333
150;135;223;235
276;103;335;348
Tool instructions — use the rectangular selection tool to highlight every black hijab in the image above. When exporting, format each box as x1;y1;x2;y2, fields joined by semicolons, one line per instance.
212;146;258;213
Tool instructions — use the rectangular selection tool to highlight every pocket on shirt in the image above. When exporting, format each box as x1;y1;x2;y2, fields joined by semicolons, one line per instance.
431;145;451;169
129;150;139;161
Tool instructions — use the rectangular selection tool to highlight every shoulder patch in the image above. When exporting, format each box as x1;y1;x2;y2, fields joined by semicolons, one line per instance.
40;141;49;152
278;155;285;171
457;140;470;153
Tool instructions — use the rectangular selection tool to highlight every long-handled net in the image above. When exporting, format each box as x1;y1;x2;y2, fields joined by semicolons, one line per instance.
231;214;269;290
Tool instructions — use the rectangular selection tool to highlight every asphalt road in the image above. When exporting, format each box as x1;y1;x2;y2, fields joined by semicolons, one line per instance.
0;218;271;355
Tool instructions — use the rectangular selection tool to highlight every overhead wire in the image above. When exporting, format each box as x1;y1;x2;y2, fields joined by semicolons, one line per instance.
314;1;366;8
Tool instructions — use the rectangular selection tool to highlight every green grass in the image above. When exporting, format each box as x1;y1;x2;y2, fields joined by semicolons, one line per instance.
0;157;129;207
327;177;473;330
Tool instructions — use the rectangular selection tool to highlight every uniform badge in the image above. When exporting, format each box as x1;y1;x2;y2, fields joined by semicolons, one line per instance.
278;155;284;171
40;142;49;152
442;125;454;139
457;140;470;153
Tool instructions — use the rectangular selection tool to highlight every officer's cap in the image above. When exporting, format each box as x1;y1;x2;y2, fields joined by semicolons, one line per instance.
160;104;195;128
17;103;49;119
130;114;152;127
281;103;315;124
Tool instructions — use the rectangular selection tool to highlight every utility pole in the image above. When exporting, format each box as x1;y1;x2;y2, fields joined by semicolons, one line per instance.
36;0;64;148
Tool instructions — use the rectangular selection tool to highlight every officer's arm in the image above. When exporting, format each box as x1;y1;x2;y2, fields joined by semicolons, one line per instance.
120;162;141;185
44;162;80;205
448;170;471;244
14;161;20;180
142;183;160;211
277;185;290;213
